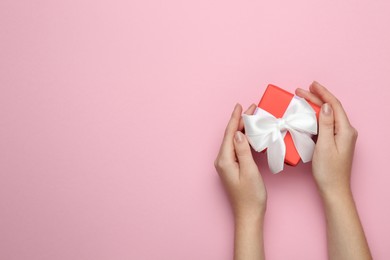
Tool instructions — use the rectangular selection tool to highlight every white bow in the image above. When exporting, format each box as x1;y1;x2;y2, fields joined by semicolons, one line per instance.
242;96;318;174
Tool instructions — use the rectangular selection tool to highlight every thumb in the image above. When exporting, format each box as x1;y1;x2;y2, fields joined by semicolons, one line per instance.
233;131;256;169
317;103;336;148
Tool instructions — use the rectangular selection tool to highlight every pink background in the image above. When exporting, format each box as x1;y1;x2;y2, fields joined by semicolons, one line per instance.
1;0;390;259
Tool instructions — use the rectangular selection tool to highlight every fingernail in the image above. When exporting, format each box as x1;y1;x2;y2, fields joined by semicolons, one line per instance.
235;131;243;143
322;103;332;115
310;81;321;90
233;103;239;112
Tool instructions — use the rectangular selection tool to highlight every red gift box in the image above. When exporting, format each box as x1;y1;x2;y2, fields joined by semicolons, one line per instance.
256;84;321;166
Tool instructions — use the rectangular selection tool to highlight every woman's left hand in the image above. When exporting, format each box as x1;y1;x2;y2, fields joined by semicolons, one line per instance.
214;103;267;221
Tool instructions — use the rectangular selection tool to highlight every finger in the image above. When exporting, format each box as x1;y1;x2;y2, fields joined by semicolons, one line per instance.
238;103;257;131
218;103;243;160
233;131;257;171
316;103;336;149
295;88;324;107
309;81;351;132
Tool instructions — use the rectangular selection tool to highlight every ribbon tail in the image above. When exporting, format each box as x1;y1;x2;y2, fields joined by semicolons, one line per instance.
267;133;286;174
289;129;316;163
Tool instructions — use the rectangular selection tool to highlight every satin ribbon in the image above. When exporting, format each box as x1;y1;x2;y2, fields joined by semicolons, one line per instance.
242;96;317;174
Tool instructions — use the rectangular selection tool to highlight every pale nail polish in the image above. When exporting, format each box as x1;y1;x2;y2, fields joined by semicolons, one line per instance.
232;103;239;112
235;131;243;143
322;103;332;115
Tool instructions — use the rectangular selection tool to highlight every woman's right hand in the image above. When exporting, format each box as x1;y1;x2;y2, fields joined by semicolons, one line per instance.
296;82;371;260
296;81;358;196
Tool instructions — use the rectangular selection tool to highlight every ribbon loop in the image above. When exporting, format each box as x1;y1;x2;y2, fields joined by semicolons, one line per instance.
242;96;317;174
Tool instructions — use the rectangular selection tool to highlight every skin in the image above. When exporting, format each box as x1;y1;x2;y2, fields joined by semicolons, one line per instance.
214;103;266;260
214;81;372;260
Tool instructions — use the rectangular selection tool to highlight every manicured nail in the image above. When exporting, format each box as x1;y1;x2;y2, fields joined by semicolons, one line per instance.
235;131;243;143
247;103;257;112
231;103;239;116
310;81;321;90
322;103;332;115
313;81;327;90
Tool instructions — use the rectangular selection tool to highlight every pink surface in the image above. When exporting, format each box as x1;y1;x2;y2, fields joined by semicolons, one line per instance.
1;0;389;259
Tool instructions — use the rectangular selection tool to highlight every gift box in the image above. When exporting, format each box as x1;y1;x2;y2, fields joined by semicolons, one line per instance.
249;84;320;167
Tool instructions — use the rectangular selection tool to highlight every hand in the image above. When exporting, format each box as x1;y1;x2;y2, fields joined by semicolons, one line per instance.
296;81;358;196
297;81;371;260
215;103;267;260
214;103;267;221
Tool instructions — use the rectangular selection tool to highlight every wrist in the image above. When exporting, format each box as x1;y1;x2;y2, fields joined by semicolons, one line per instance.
235;210;265;228
320;186;355;208
316;181;352;200
235;216;264;237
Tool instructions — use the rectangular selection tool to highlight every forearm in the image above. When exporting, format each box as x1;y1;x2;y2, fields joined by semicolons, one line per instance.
321;189;372;260
234;215;265;260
